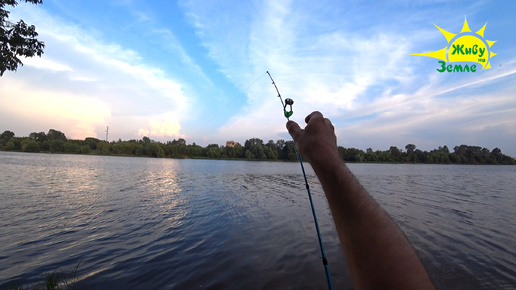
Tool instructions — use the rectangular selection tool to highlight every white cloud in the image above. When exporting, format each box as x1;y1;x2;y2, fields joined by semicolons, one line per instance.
182;0;516;157
182;1;417;141
138;117;186;139
22;57;72;72
0;77;111;139
2;4;189;140
3;1;515;158
338;67;516;154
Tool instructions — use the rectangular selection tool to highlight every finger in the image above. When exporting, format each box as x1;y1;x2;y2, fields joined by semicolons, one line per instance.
324;118;334;130
286;120;303;141
305;111;323;124
323;118;337;143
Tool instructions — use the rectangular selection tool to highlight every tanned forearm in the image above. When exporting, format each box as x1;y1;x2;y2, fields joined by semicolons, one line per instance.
312;157;434;290
286;111;434;290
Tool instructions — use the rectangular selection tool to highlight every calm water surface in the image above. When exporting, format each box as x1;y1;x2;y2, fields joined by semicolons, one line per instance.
0;152;515;289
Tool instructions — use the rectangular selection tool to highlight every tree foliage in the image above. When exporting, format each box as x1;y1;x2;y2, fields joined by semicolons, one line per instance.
47;129;67;141
1;129;515;165
0;0;45;76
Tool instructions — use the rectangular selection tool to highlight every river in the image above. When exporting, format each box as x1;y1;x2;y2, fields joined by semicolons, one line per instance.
0;151;515;289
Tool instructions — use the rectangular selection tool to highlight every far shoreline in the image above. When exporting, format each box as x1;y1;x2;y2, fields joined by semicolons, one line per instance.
1;150;514;166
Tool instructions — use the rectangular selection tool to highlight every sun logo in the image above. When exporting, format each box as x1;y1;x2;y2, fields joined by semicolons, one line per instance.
412;17;496;72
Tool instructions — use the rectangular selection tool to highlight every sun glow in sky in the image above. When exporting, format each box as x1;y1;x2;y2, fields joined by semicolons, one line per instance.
1;0;516;156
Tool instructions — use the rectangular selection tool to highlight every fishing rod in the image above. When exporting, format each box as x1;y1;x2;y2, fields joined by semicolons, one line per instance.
266;71;333;290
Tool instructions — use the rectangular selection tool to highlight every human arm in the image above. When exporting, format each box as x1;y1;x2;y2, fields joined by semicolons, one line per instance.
287;111;434;290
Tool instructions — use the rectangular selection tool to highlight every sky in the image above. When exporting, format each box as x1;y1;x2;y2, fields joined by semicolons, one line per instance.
1;0;515;157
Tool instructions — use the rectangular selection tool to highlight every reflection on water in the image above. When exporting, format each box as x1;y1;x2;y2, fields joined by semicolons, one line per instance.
0;152;515;289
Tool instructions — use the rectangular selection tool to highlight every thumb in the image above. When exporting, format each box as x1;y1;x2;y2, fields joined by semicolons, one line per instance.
286;120;303;142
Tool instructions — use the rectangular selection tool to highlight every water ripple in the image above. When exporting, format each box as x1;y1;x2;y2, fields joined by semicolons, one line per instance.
0;154;514;289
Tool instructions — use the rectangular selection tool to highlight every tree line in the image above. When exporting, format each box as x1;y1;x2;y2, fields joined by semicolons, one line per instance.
1;129;515;165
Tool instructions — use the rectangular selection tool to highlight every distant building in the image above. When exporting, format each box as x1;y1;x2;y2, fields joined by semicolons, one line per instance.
226;140;240;147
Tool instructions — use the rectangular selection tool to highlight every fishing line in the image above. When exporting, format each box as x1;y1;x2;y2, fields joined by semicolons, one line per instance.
266;71;333;290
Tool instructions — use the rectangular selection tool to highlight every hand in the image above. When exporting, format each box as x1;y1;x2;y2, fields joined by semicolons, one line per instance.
286;111;340;165
289;113;435;290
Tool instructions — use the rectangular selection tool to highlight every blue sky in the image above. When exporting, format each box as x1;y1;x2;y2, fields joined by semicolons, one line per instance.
1;0;515;157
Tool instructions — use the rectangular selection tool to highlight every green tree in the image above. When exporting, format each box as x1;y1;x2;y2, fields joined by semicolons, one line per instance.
0;130;14;147
21;138;39;152
265;146;278;160
172;138;187;157
187;143;202;157
4;140;15;150
405;144;416;154
79;145;90;154
47;129;67;141
64;141;79;153
141;136;151;145
340;147;365;162
84;137;100;150
491;147;502;156
207;146;222;158
145;142;164;157
244;138;264;160
0;0;45;76
48;139;64;152
389;146;401;161
245;149;254;159
282;141;297;161
414;149;428;163
233;143;243;158
275;139;285;152
449;152;462;164
113;141;135;155
222;145;236;158
364;148;378;162
10;136;22;150
29;131;46;142
96;141;111;154
265;140;278;160
1;130;14;140
203;143;218;157
135;144;144;155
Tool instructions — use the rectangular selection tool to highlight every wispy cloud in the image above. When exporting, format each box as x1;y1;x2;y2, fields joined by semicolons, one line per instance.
2;0;514;157
181;0;516;156
183;1;417;140
2;4;190;141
